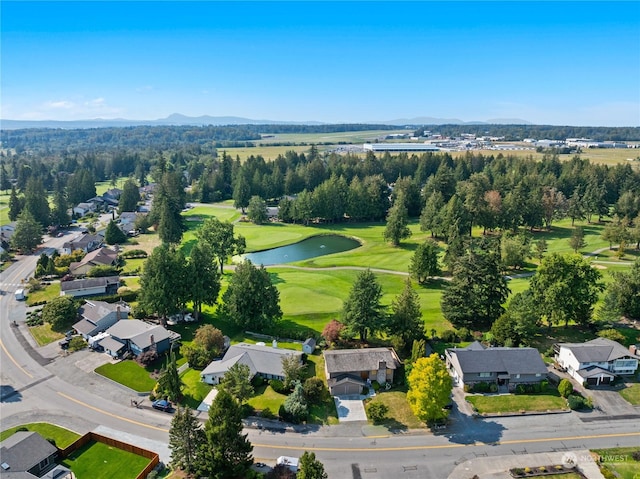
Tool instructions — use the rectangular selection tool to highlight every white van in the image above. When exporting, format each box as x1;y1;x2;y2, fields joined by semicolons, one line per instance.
14;289;25;301
276;456;299;472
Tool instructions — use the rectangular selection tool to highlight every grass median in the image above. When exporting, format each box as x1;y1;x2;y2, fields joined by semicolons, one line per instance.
467;390;567;415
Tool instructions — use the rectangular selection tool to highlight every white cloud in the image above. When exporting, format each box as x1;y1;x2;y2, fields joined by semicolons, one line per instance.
44;100;75;110
17;97;126;120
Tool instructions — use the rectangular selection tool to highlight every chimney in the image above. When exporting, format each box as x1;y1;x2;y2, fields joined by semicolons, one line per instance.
150;334;155;345
272;339;278;349
630;345;638;356
378;360;386;371
116;306;121;322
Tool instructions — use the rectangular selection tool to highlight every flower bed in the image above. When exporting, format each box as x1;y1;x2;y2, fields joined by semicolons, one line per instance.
510;465;586;478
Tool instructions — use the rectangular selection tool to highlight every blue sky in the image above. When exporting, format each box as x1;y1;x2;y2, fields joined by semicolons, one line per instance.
2;1;639;126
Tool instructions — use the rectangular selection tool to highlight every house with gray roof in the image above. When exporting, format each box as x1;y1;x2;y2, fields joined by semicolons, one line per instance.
323;348;401;396
100;319;181;358
555;337;640;386
0;431;60;477
61;233;103;255
60;275;120;298
73;300;129;339
445;342;548;392
201;342;301;385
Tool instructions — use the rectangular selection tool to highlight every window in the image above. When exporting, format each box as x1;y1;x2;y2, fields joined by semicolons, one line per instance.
479;372;491;378
39;457;50;469
515;374;520;379
536;373;541;377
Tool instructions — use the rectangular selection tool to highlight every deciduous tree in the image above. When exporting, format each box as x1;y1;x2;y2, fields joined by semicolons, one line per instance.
42;296;77;331
601;259;640;320
219;363;254;404
11;210;43;253
247;195;268;224
118;178;140;214
568;226;586;253
409;240;441;284
197;218;246;274
186;241;221;320
281;354;306;391
297;451;328;479
407;354;452;425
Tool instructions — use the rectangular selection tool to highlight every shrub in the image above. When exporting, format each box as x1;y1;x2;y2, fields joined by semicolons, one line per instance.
252;376;265;387
269;379;287;394
137;350;159;367
463;384;471;393
260;407;276;419
303;377;325;404
441;329;459;343
120;249;148;259
567;394;586;410
68;337;87;352
371;381;381;391
632;450;640;461
540;380;549;393
489;383;498;393
473;382;490;393
367;402;388;424
558;379;574;398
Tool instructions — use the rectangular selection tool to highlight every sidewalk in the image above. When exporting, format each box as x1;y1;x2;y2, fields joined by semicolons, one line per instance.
448;450;605;479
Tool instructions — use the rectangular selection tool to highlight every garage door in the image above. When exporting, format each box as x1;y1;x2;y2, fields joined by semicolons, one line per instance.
333;382;361;396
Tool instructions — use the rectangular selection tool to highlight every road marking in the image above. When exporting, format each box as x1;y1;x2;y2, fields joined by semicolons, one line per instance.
253;431;640;452
57;392;170;433
0;338;33;378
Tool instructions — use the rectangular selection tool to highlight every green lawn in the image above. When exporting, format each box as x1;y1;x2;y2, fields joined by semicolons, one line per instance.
25;282;60;306
180;368;212;409
365;388;423;430
247;384;288;413
95;361;157;392
0;423;80;448
30;323;64;346
593;447;640;479
62;440;151;479
619;384;640;405
467;391;567;414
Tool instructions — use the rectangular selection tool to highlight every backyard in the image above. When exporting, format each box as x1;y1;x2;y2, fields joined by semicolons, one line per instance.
0;423;80;448
62;440;151;479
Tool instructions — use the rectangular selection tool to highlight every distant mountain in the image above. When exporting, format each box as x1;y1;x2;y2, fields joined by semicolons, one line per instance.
0;113;531;130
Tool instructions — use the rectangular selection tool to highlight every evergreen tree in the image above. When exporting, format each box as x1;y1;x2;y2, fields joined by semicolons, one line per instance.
282;381;308;423
342;269;386;342
233;174;251;212
50;178;70;227
104;220;127;244
186;242;221;320
409;240;441;284
490;291;540;347
383;192;411;246
297;451;328;479
8;185;23;221
202;389;253;479
533;238;548;262
157;349;183;402
218;363;254;403
281;354;306;391
566;186;585;226
118;178;140;213
11;209;43;253
441;240;510;330
0;163;10;193
23;176;50;227
601;258;640;320
420;190;445;238
151;171;184;245
568;226;586;253
387;278;423;346
220;259;282;330
169;405;206;475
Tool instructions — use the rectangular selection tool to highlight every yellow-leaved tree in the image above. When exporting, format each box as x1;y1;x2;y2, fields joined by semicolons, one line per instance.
407;354;452;425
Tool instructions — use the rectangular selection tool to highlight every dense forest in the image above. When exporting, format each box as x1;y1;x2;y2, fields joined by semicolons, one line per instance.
2;124;638;155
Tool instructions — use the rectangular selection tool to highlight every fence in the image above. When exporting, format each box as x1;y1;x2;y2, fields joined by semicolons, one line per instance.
58;432;159;479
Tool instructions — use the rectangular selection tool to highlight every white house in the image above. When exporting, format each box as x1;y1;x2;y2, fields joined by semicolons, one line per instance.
200;342;302;385
73;202;96;217
555;337;640;386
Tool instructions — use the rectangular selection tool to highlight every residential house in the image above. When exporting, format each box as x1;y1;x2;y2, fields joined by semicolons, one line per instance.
61;233;103;255
68;247;117;276
0;222;16;242
86;196;106;211
323;348;401;396
201;342;302;385
555;337;640;386
445;342;548;392
117;211;144;235
0;431;61;477
60;276;120;298
99;319;181;358
73;300;129;339
72;202;96;218
102;188;122;208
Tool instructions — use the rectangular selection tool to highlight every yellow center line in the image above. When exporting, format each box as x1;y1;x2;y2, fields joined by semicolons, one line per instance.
57;392;170;432
0;338;33;378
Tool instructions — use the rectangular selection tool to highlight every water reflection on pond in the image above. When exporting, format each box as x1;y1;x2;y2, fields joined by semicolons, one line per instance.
243;235;360;266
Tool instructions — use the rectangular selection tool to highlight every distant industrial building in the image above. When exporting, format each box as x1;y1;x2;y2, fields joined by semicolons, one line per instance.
363;143;440;152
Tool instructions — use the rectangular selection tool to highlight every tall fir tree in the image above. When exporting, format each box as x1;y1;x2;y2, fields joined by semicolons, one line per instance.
169;405;206;475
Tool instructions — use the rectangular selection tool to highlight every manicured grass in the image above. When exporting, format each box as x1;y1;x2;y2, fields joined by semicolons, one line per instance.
62;439;151;479
365;387;423;430
95;361;157;392
0;423;80;448
180;368;212;409
466;391;567;414
593;447;640;479
25;282;60;306
30;323;64;346
619;384;640;405
247;384;288;414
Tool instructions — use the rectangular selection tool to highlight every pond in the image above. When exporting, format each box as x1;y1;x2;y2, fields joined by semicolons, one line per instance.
243;234;361;266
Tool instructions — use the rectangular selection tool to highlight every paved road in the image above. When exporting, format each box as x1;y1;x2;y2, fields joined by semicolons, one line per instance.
1;233;639;479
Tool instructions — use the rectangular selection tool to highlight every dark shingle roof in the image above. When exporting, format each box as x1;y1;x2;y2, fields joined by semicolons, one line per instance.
324;348;400;375
447;347;547;375
60;276;119;292
0;431;57;474
560;337;639;363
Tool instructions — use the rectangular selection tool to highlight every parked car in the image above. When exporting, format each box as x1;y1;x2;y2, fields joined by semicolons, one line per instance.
59;339;70;350
152;399;173;412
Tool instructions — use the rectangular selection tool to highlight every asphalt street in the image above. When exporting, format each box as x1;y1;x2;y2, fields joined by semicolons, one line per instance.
0;230;639;479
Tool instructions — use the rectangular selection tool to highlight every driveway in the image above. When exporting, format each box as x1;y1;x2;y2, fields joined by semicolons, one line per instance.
589;387;639;416
334;395;368;422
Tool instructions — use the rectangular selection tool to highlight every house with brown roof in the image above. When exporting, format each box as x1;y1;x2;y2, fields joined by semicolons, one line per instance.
68;247;118;276
61;233;103;255
323;348;401;396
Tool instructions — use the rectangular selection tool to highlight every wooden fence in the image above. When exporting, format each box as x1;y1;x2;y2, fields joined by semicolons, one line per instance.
58;432;159;479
